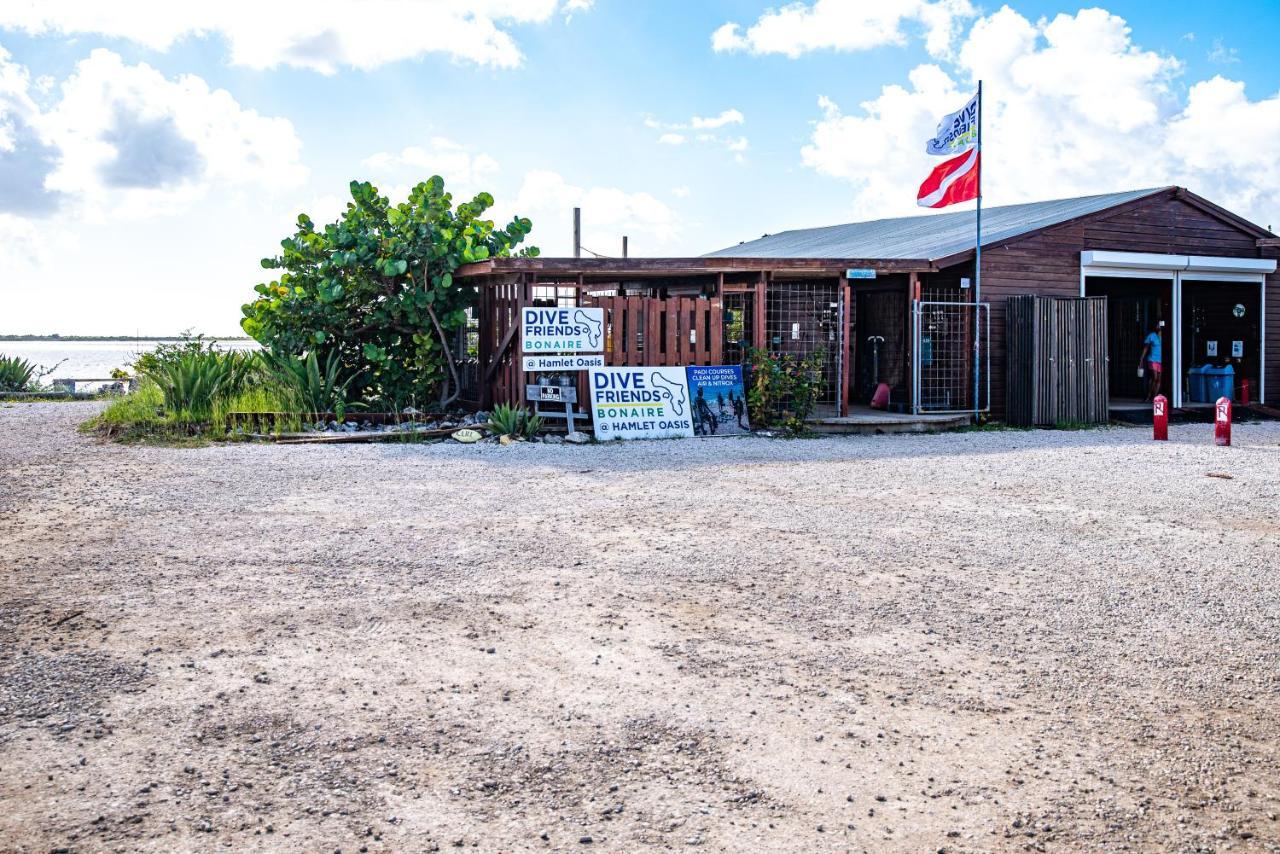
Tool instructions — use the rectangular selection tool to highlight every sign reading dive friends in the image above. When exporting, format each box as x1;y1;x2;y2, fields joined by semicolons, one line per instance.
589;367;695;440
521;307;604;353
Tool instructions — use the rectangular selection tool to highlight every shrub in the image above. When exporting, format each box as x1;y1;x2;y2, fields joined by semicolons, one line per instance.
242;177;537;411
141;350;254;424
258;350;362;418
0;355;36;392
488;403;542;438
746;347;826;431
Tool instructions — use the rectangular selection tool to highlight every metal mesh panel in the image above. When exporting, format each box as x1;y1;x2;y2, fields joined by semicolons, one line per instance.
913;301;988;413
531;285;579;308
766;281;841;407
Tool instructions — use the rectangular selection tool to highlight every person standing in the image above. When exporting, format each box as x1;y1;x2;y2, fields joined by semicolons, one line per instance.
1138;321;1163;401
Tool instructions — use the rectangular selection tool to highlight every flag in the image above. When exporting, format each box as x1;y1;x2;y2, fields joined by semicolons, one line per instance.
925;93;978;156
916;148;980;208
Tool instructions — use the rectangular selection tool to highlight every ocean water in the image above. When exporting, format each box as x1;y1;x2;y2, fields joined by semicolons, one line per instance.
0;339;260;382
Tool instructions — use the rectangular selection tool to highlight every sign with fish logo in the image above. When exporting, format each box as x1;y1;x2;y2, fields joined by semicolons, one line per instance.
521;307;604;353
589;367;694;440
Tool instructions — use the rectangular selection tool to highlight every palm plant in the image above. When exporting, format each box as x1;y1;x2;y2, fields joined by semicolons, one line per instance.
142;350;254;423
258;350;362;417
0;355;36;393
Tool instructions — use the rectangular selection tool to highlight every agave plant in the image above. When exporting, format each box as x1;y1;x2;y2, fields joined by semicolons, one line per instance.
142;350;254;423
488;402;542;438
0;355;36;393
258;350;362;417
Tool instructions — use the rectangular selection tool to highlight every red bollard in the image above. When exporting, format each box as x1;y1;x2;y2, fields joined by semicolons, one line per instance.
1240;379;1251;405
1215;397;1232;447
1152;394;1168;441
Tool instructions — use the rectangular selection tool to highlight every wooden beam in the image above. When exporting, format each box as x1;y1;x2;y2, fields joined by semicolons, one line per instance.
841;278;852;417
753;272;767;352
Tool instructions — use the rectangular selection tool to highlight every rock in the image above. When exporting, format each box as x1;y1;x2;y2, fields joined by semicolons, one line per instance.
452;429;482;445
499;435;514;446
402;406;421;416
543;435;564;445
564;431;590;444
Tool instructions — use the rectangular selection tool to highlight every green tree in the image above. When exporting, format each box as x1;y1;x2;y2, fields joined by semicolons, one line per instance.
242;177;536;408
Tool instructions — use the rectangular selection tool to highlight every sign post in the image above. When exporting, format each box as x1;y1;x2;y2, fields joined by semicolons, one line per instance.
1152;394;1168;441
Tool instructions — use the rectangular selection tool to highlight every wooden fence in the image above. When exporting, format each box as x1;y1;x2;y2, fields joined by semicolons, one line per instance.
588;295;723;367
1006;295;1109;426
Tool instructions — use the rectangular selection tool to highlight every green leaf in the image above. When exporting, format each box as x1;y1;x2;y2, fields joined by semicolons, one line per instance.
312;331;327;344
394;259;408;275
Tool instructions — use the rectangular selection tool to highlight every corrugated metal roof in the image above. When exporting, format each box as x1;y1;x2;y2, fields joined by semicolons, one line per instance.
704;187;1169;261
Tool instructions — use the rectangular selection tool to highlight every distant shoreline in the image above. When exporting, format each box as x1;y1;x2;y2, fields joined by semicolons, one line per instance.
0;335;253;342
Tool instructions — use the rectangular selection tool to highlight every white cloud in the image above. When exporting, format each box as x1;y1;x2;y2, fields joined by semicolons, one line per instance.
41;49;306;218
713;0;975;59
648;109;747;158
494;170;679;256
0;1;593;73
691;108;745;129
798;6;1280;226
361;137;500;188
1208;38;1240;65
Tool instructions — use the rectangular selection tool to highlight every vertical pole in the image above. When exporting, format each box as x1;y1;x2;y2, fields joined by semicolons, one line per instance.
573;207;581;259
622;235;628;259
973;80;983;413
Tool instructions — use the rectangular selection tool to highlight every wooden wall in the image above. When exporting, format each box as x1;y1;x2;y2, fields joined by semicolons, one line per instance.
971;191;1278;414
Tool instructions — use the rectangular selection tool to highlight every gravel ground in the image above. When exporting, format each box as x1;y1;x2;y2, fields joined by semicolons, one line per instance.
1;401;1279;853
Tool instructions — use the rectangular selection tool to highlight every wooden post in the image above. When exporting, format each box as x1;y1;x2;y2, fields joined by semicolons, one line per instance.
573;208;581;259
841;278;852;416
753;271;768;353
907;271;919;410
622;235;628;258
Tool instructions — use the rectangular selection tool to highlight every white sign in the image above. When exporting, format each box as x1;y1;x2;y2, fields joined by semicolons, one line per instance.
925;93;978;156
1232;340;1244;358
589;367;695;441
523;354;605;372
1207;340;1218;357
521;306;604;353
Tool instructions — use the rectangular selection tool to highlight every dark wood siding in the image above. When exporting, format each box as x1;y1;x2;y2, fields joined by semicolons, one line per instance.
970;191;1276;414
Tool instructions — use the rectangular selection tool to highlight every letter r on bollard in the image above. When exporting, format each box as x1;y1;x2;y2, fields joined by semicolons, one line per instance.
1214;397;1232;447
1153;394;1168;441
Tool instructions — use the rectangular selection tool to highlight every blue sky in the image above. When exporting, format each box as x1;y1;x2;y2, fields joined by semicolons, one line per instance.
1;1;1278;335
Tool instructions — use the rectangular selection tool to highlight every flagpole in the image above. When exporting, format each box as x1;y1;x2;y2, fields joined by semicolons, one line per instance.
973;79;983;413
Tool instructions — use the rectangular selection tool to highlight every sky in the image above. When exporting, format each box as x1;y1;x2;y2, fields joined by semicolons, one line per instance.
1;0;1278;336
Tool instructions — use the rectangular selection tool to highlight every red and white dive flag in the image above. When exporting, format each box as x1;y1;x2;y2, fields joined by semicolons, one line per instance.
916;147;979;209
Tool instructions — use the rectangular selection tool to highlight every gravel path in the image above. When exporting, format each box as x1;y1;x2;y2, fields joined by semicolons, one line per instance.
2;401;1278;852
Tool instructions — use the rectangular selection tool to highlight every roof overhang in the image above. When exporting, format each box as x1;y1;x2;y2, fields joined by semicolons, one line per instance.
1081;250;1277;274
455;256;936;282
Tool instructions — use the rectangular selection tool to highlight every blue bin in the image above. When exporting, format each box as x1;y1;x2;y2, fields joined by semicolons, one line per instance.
1204;364;1235;402
1187;366;1209;403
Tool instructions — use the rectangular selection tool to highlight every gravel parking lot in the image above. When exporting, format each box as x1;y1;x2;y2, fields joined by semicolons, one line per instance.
2;401;1279;852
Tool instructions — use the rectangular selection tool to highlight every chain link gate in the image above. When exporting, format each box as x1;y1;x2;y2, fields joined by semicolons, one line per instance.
912;300;990;414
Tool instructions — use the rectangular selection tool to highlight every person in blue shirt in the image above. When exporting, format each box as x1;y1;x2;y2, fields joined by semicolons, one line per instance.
1138;321;1163;401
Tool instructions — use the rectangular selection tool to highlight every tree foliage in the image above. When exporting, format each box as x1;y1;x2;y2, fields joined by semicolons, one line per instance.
242;177;536;407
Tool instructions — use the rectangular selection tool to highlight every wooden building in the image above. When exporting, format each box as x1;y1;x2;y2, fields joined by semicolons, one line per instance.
456;187;1278;423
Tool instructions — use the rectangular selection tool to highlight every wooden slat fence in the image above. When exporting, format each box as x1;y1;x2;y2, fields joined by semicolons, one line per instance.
588;295;723;368
1006;295;1109;426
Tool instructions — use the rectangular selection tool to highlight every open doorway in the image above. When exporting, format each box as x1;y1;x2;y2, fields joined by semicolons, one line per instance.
1084;276;1171;404
852;283;908;411
1181;280;1262;404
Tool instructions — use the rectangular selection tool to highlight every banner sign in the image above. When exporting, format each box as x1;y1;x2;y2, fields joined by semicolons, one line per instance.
589;367;695;440
521;307;604;353
846;268;876;279
687;365;750;436
925;93;978;156
523;354;605;372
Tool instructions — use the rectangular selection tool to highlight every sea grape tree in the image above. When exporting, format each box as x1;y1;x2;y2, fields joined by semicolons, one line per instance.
242;177;536;407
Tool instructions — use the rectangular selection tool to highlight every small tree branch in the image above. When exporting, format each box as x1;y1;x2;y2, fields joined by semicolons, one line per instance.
425;302;461;409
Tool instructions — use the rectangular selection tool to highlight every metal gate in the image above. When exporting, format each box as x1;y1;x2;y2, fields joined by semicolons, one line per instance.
912;300;989;414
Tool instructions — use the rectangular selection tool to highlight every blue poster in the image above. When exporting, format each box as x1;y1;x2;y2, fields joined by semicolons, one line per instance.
685;365;750;436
